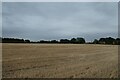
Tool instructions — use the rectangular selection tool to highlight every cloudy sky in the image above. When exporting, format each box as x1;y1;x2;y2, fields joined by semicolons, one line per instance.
2;2;118;41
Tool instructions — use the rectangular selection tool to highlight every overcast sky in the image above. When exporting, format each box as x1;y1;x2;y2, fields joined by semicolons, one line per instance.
2;2;118;41
2;0;119;2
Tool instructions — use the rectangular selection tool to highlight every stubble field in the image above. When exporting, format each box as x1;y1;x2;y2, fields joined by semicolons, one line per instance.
2;43;118;78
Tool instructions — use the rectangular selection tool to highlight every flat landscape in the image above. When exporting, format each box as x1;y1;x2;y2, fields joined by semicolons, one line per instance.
2;43;118;78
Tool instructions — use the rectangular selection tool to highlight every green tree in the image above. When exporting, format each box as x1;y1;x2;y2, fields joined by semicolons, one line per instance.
70;38;76;43
105;37;115;44
60;39;70;43
93;39;99;44
76;37;85;44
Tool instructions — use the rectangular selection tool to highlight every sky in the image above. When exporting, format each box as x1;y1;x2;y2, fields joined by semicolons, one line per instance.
2;2;118;41
2;0;119;2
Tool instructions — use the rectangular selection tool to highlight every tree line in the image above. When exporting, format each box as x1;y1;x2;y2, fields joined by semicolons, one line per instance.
1;37;120;45
1;38;30;43
92;37;120;45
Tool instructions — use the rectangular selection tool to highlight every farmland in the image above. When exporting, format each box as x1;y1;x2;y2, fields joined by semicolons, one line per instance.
2;43;118;78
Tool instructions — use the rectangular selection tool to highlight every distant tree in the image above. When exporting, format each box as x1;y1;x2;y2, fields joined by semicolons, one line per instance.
40;40;45;43
50;40;58;43
105;37;115;44
93;39;99;44
76;37;85;44
25;40;30;43
98;37;115;44
115;38;120;45
60;39;70;43
99;38;106;44
0;37;1;43
40;40;50;43
2;37;120;45
2;38;25;43
70;38;76;43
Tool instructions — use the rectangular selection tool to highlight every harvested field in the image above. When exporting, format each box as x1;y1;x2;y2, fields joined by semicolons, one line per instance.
2;43;118;78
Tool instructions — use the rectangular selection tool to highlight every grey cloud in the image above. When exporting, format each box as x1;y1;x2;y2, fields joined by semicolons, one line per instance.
2;2;118;41
2;0;119;2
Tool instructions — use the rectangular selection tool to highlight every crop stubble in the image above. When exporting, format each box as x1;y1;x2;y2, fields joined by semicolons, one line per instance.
2;43;118;78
